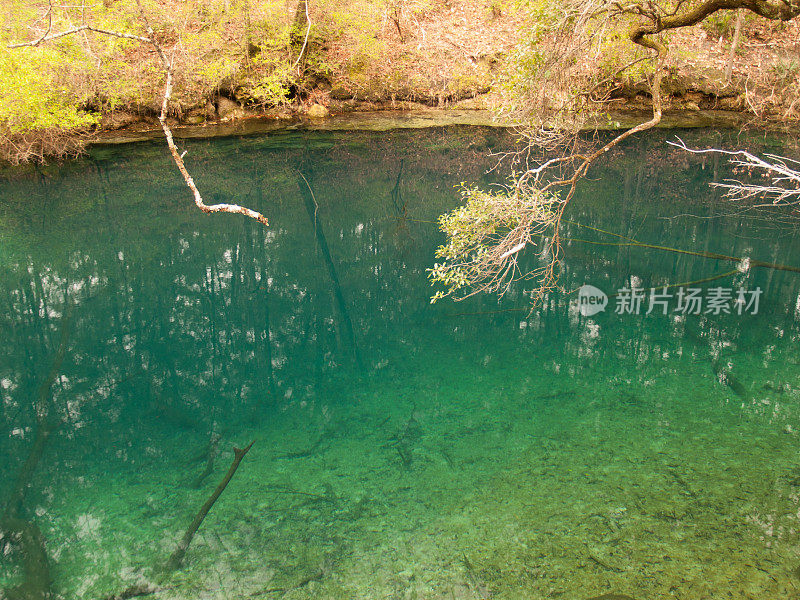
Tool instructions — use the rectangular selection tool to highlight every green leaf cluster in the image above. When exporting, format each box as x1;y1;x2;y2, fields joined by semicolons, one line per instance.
0;48;99;134
428;184;557;302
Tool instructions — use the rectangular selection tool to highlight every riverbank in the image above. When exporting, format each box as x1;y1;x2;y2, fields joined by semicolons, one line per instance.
93;106;756;147
2;0;798;163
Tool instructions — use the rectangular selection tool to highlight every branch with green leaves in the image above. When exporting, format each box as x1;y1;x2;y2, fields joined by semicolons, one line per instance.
430;0;799;306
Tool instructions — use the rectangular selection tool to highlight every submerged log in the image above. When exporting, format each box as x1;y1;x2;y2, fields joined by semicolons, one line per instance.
165;441;255;570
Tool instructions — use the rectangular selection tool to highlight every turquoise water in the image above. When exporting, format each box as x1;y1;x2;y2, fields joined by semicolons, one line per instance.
1;127;800;600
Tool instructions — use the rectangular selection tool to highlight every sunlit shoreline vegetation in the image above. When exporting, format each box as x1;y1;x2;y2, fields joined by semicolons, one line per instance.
1;0;799;165
0;0;505;163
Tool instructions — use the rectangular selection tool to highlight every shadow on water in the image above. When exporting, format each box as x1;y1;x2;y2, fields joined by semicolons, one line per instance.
297;165;363;371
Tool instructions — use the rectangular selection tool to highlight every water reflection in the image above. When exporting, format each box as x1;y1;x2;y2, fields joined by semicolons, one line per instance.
1;127;800;599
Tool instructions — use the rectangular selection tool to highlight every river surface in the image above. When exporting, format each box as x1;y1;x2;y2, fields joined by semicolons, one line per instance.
1;126;800;599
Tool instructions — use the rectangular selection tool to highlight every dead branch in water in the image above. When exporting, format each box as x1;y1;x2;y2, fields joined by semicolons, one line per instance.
165;440;255;570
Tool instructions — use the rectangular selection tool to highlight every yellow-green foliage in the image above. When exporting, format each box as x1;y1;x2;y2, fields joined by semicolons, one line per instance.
0;45;98;134
1;0;454;160
0;0;294;127
593;30;651;82
0;0;406;142
500;0;655;127
243;54;293;105
428;184;557;302
324;3;385;73
503;0;566;95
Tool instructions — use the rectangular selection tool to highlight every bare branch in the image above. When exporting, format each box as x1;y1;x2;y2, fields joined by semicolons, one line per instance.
9;1;269;227
668;138;800;205
86;26;151;43
155;70;269;225
8;24;86;47
8;25;151;48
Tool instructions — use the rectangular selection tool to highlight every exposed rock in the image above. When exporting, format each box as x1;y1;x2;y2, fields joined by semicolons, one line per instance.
183;108;207;125
691;66;743;97
100;111;142;130
216;97;245;120
130;99;162;116
453;95;492;109
306;103;330;119
619;67;743;104
719;94;746;110
329;85;355;101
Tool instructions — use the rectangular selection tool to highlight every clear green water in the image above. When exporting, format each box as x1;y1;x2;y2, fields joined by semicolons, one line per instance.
1;127;800;600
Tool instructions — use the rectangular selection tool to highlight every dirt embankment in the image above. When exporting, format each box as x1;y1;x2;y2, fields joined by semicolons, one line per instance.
614;19;800;118
98;0;521;134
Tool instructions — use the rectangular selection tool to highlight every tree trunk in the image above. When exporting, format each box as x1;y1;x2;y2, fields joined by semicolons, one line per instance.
291;1;308;49
291;0;310;67
725;10;744;83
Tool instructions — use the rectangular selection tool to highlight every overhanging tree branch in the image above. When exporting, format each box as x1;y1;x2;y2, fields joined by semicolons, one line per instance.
8;1;269;227
429;0;800;306
629;0;800;51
